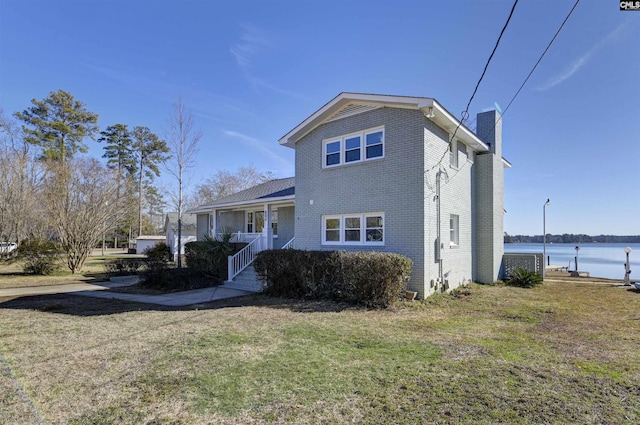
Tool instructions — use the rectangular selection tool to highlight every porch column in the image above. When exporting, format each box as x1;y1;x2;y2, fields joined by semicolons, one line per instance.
210;210;218;237
263;204;273;250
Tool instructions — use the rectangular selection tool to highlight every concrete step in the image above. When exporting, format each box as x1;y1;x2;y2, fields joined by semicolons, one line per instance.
222;280;263;292
223;265;263;292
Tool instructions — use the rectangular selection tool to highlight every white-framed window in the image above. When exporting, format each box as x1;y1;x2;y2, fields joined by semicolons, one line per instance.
323;127;384;168
450;140;469;169
322;213;384;245
450;141;458;168
247;210;278;235
450;214;459;246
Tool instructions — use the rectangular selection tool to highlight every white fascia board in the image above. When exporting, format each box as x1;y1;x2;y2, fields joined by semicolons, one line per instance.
188;195;295;213
426;101;489;152
279;92;436;148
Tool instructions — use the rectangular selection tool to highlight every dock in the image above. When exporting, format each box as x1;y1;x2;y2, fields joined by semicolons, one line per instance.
546;265;569;272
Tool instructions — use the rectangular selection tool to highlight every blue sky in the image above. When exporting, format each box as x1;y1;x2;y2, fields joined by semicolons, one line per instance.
1;0;638;236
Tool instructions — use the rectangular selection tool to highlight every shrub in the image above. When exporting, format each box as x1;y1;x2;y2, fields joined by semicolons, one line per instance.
141;243;170;286
184;235;247;281
505;268;543;288
184;241;218;277
339;252;413;308
254;250;412;308
143;242;171;262
104;258;145;276
254;249;338;298
139;267;219;292
16;239;61;275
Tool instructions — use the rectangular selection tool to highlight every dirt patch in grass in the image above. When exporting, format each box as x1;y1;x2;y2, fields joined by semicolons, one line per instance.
0;281;639;424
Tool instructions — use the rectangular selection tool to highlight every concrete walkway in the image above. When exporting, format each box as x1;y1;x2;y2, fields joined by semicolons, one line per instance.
0;277;252;307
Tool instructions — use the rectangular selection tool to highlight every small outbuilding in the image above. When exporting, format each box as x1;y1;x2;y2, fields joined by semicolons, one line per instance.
165;212;197;261
135;235;166;255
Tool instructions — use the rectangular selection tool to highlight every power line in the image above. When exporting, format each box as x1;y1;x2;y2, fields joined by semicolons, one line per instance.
479;0;581;141
461;0;520;128
428;0;520;173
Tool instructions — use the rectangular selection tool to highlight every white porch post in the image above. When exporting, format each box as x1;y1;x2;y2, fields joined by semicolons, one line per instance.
263;204;273;250
210;210;218;238
215;210;223;237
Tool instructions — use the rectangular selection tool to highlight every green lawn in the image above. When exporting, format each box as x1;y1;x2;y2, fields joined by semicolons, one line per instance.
1;280;639;424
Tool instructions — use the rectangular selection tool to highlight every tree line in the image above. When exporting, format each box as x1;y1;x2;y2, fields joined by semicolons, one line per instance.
1;89;273;273
504;233;640;244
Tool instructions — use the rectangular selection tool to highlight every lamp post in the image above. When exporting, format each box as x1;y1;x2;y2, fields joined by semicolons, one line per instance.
543;199;551;278
624;247;632;286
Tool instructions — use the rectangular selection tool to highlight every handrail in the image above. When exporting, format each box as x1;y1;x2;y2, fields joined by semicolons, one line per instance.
216;232;261;243
227;235;264;282
282;237;295;249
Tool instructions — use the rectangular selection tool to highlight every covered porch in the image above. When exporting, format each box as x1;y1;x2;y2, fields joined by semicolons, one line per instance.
188;177;296;287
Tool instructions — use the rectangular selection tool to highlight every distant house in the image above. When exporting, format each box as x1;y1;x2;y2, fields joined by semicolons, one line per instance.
135;235;166;255
190;92;510;298
164;212;197;261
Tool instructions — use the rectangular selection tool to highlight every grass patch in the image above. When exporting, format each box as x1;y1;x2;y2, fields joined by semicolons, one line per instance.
0;251;140;289
180;323;442;415
0;280;639;423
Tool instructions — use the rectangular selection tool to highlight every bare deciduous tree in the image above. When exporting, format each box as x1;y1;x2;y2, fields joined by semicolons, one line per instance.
47;158;127;273
164;98;202;268
0;111;47;247
195;166;274;204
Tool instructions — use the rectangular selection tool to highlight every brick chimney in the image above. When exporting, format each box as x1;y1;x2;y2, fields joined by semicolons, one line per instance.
473;110;505;283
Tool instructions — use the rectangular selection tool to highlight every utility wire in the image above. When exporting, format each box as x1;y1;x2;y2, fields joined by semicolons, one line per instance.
428;0;520;173
479;0;581;141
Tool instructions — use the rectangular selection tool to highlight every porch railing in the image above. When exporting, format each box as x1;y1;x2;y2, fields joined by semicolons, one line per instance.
227;235;264;282
282;237;295;249
215;232;261;244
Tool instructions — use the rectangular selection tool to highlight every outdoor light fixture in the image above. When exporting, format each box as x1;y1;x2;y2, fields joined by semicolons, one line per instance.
426;106;435;118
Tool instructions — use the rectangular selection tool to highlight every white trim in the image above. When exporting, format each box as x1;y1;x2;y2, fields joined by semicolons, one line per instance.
280;93;435;148
278;92;489;153
450;140;459;169
246;208;279;236
321;212;385;246
449;214;459;247
188;196;294;214
322;126;385;169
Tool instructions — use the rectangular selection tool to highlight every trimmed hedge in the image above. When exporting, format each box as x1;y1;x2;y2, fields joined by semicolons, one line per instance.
184;239;248;281
253;249;412;308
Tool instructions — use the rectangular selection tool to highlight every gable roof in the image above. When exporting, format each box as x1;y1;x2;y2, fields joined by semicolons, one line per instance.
165;212;197;231
188;177;295;213
278;92;489;152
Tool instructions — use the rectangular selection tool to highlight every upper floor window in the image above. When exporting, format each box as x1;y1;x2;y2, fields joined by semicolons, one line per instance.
323;127;384;168
450;140;469;169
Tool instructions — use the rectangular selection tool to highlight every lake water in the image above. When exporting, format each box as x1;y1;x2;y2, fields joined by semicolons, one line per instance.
504;243;640;280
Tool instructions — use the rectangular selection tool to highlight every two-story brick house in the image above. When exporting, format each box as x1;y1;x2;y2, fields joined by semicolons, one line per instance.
191;92;509;298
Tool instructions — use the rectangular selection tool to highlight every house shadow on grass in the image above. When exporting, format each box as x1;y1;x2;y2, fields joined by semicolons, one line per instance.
0;292;358;317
